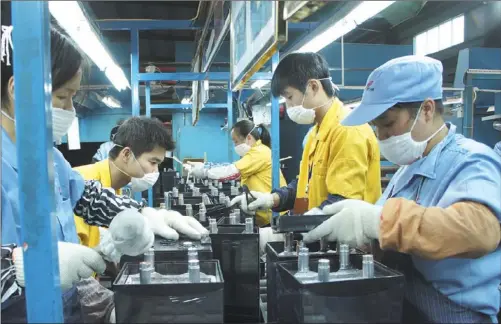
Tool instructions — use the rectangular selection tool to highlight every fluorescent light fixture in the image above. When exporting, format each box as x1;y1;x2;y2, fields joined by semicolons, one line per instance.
102;96;122;109
49;1;130;91
67;117;81;150
296;1;395;53
266;97;286;107
251;80;270;89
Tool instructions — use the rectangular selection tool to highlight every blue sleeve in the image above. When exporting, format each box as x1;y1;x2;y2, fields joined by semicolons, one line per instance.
272;179;298;212
438;150;501;221
69;169;85;208
494;142;501;157
318;194;346;209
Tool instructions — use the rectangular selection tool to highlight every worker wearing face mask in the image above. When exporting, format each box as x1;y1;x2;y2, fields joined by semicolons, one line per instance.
1;20;207;323
74;116;180;251
231;52;381;223
302;55;501;323
186;120;287;226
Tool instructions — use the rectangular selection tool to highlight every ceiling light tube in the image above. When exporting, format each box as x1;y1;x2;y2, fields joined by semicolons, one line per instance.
251;80;270;89
102;96;122;109
49;1;130;91
296;1;395;53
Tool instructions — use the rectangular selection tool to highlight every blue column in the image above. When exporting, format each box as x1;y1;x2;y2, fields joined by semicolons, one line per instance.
12;2;64;322
462;74;474;138
227;82;234;162
270;53;280;218
131;28;142;202
145;82;153;207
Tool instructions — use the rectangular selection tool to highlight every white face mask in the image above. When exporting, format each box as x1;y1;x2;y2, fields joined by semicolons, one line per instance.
235;143;251;157
111;146;159;192
131;172;159;192
234;125;256;156
52;107;76;142
378;105;446;166
286;78;333;125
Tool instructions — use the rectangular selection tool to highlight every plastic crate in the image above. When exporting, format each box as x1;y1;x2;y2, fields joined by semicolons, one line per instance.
265;241;365;323
209;225;260;322
120;236;213;267
275;255;405;323
113;261;224;323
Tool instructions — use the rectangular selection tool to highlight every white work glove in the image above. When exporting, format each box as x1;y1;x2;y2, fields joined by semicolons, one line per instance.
187;161;207;179
207;164;240;180
230;191;275;213
142;207;209;240
302;199;382;247
95;209;155;263
107;307;116;324
259;227;285;255
304;207;325;216
13;242;106;292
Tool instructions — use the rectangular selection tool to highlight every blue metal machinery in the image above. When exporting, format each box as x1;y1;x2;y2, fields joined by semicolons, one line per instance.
11;2;64;322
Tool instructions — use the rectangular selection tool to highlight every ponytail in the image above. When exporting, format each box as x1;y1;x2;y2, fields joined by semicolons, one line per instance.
256;124;271;148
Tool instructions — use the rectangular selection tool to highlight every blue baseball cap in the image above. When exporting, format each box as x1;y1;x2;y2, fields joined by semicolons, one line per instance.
342;55;443;126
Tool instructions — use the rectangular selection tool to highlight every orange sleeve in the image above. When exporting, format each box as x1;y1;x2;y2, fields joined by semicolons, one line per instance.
379;198;501;260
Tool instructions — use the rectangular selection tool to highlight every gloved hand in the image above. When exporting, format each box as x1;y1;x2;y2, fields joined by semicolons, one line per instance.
96;209;155;263
187;161;207;179
304;207;325;216
302;199;382;247
107;307;116;324
142;207;209;240
13;242;106;291
230;191;275;213
259;227;285;255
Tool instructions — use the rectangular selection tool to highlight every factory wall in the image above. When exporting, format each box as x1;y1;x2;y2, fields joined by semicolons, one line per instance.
171;110;231;171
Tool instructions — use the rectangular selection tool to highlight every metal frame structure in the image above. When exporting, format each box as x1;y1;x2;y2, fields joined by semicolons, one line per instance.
117;20;280;207
463;69;501;138
11;2;64;322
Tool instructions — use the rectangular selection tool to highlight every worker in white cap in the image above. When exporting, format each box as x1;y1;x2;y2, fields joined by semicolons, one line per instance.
303;55;501;323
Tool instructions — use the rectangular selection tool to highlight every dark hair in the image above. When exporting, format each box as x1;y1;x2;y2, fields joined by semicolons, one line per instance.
232;120;271;148
393;100;444;117
1;3;85;108
271;52;334;98
109;116;175;159
110;125;120;141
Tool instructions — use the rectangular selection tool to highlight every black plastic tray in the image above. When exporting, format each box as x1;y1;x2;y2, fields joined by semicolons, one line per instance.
113;261;224;323
276;255;405;323
265;241;365;323
272;214;331;233
120;235;213;267
208;225;260;322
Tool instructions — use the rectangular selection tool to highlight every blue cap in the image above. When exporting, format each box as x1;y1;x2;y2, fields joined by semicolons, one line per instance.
342;55;443;126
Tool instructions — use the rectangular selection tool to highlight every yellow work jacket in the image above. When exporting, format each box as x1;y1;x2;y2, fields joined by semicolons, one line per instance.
73;159;121;248
234;140;287;226
297;99;381;209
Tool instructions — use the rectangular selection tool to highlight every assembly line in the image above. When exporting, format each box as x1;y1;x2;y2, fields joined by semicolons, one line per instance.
1;1;500;323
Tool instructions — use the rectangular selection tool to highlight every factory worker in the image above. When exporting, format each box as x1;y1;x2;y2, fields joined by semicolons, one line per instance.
303;55;501;323
92;121;123;163
186;120;287;226
0;22;207;323
75;116;186;251
230;52;381;224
